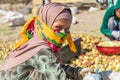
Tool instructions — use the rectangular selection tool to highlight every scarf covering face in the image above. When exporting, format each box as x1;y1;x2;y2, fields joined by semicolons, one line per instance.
14;2;77;52
35;16;68;52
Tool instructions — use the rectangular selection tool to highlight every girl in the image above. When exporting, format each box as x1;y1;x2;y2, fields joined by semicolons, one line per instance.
100;0;120;40
0;2;93;80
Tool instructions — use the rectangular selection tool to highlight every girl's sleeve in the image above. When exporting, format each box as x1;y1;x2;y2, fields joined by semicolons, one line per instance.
99;70;120;80
25;48;83;80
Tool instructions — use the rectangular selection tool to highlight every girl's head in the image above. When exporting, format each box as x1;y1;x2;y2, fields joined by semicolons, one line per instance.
38;2;73;52
39;2;72;34
115;8;120;19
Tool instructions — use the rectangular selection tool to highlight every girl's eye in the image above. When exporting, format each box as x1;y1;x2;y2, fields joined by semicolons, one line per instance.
54;26;62;31
58;27;62;31
53;26;70;33
65;28;69;31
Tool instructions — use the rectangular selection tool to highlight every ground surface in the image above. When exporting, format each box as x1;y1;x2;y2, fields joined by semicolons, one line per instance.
71;10;105;38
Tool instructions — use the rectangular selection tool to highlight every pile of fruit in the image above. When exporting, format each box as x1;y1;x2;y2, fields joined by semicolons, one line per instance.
70;34;120;72
0;40;16;60
98;41;120;47
1;34;120;72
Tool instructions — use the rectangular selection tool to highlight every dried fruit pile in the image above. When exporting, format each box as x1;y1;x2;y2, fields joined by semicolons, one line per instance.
0;40;16;60
98;41;120;47
70;34;120;72
0;34;120;72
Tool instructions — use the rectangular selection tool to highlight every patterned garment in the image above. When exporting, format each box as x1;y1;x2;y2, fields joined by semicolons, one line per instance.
0;48;82;80
106;16;120;40
108;17;120;31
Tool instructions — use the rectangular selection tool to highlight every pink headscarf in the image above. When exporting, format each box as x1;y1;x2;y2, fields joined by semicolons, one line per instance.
0;2;72;70
39;2;72;26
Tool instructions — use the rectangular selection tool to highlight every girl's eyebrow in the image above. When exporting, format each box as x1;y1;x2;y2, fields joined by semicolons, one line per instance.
54;25;64;28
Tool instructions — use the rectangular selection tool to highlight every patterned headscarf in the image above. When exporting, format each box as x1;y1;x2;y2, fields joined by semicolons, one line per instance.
37;3;76;52
39;2;72;26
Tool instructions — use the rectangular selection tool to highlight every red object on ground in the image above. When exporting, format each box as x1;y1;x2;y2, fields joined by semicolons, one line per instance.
95;42;120;55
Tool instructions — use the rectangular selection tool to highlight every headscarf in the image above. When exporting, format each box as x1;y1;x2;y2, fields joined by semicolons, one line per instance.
14;2;76;52
39;2;72;26
37;3;75;52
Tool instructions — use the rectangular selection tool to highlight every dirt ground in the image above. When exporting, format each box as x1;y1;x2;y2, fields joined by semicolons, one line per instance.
71;10;105;37
0;8;107;41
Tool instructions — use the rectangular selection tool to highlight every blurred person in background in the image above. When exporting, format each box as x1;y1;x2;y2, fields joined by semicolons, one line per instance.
107;0;117;7
96;0;116;9
96;0;107;10
100;0;120;40
0;2;94;80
